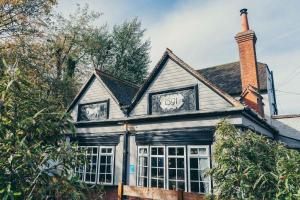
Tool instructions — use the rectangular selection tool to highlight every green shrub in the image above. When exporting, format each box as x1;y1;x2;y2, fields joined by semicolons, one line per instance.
208;120;300;200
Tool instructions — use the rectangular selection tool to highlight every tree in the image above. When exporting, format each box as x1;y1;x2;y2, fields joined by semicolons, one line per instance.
87;18;150;84
209;120;300;200
0;0;56;41
0;60;95;199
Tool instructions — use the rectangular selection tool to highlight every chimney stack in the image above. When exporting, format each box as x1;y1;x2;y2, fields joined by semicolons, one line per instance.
235;9;264;117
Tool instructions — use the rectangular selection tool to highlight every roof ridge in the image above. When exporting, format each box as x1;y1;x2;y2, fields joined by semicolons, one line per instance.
198;61;267;71
129;48;244;113
95;68;140;89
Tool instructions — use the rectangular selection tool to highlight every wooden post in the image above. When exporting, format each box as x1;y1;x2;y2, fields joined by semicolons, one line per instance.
177;189;183;200
118;182;123;200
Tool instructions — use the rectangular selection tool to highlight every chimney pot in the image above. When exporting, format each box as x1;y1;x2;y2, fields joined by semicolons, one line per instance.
240;8;249;32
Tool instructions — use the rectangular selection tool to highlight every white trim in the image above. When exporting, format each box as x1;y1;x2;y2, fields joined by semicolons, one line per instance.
166;146;187;191
98;146;115;185
187;145;211;194
82;146;99;184
149;146;166;189
137;146;149;187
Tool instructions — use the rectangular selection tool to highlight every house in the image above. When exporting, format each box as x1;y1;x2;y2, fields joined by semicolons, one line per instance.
67;9;300;195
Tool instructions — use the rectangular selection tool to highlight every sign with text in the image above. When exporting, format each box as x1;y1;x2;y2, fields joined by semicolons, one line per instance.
150;86;198;115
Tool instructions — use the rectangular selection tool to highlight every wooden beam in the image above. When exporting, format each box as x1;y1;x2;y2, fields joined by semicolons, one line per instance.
117;182;123;200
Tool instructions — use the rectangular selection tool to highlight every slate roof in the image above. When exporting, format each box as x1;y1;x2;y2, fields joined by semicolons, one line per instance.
95;69;139;106
197;62;268;96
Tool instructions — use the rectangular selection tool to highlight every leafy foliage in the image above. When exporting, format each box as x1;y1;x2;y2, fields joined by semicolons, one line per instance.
209;120;300;200
0;61;94;199
0;0;56;40
86;18;151;84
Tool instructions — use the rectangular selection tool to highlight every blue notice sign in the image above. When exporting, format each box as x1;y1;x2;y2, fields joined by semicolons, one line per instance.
129;164;135;174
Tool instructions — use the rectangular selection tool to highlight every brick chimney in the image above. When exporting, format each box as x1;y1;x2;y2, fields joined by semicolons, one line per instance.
235;9;264;117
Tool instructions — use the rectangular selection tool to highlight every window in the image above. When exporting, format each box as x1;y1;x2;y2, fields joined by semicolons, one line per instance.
150;146;165;188
74;146;114;185
137;145;211;194
77;100;109;121
167;146;186;191
188;146;210;193
85;146;98;184
98;146;114;184
149;85;199;115
137;146;149;187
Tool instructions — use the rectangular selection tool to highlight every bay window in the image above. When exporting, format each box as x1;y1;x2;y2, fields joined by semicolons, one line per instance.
137;145;211;194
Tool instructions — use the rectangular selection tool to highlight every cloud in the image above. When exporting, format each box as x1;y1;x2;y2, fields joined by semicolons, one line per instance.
56;0;300;114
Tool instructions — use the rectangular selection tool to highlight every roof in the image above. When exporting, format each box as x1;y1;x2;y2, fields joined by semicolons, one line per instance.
197;62;268;95
95;69;139;106
129;49;243;113
272;114;300;119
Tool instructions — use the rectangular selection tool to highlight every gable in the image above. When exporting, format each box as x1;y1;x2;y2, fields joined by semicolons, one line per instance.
69;75;124;121
130;57;234;116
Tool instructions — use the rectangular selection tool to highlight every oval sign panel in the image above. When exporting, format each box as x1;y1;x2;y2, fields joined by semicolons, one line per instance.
159;93;184;111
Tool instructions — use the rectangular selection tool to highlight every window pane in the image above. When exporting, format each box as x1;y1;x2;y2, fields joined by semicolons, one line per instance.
158;168;164;178
151;179;157;187
106;174;112;183
107;148;112;153
200;182;209;193
168;148;176;155
190;170;199;181
199;158;209;169
169;158;176;168
177;169;185;180
191;182;199;193
169;181;176;190
151;158;157;167
151;168;157;178
198;148;207;155
190;158;198;169
100;156;106;164
158;147;164;155
158;158;164;167
177;158;184;168
107;156;111;164
190;148;198;155
177;148;184;156
178;181;185;190
158;180;164;188
143;167;148;176
169;169;176;180
151;148;157;155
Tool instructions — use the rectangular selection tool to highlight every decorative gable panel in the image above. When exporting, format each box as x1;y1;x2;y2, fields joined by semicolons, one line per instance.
130;59;233;116
70;77;124;121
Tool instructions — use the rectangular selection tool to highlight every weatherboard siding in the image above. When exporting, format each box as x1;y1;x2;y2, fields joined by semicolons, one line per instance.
131;59;232;116
70;77;124;120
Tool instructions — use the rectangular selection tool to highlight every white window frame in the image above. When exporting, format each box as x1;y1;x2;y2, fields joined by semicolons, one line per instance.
83;146;99;184
149;146;166;189
74;146;86;182
74;145;115;185
188;145;211;194
166;146;187;191
137;146;149;187
98;146;115;185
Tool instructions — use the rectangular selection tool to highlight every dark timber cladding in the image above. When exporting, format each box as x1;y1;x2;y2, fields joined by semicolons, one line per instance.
135;127;215;145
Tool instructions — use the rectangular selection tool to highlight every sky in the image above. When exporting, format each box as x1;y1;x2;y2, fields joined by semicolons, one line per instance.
56;0;300;115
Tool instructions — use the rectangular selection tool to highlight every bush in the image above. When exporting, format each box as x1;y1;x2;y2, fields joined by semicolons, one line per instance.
208;120;300;200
